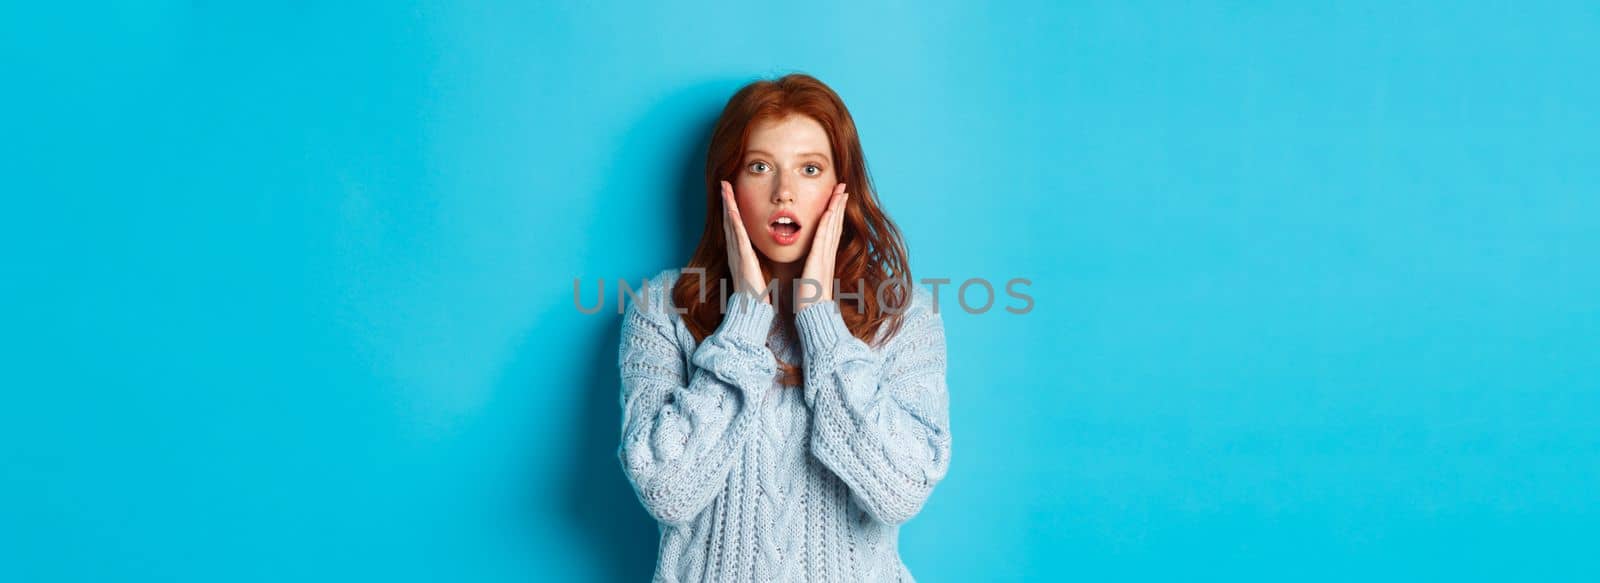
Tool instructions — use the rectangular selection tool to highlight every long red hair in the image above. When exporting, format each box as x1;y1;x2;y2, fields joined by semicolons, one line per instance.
672;73;913;385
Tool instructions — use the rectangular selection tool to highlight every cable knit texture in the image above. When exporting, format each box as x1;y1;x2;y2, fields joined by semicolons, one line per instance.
617;268;952;582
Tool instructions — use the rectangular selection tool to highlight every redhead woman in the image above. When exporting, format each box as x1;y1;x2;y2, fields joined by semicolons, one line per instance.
617;73;951;582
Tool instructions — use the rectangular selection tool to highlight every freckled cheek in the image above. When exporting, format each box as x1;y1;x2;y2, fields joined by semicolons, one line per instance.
734;193;758;211
731;187;764;213
737;211;771;239
802;206;828;229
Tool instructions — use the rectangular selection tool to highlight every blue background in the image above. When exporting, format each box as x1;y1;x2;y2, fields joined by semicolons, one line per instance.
4;1;1597;581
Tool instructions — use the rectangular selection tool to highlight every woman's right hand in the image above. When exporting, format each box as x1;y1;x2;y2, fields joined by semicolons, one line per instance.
720;180;769;304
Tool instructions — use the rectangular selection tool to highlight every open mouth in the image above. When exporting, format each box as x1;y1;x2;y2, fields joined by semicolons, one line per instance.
772;216;800;236
769;214;803;245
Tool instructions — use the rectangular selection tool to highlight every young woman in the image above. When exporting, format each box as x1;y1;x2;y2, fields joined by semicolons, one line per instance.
617;73;952;582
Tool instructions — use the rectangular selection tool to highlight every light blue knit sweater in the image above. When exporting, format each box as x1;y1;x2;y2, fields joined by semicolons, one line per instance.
617;268;952;582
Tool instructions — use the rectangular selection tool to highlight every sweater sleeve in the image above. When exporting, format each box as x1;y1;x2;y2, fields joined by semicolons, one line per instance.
617;283;776;527
794;292;952;526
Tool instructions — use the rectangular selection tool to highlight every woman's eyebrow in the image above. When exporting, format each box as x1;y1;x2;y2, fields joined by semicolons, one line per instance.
744;149;830;160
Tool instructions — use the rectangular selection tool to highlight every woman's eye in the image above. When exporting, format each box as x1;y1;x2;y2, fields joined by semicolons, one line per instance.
803;164;821;176
748;162;769;173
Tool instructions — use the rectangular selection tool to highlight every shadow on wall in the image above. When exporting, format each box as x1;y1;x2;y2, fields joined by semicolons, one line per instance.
564;316;656;582
557;77;749;582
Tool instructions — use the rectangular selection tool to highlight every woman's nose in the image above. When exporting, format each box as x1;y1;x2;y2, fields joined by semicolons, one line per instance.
772;175;795;204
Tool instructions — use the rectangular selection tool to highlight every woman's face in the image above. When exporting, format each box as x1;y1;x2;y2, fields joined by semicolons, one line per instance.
733;114;838;266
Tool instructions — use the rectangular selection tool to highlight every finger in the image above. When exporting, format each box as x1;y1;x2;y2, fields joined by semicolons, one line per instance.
722;185;751;248
722;182;741;227
724;226;738;285
837;191;849;237
828;191;845;244
728;206;754;252
729;205;751;250
722;189;742;282
721;183;743;232
724;191;765;297
825;193;838;246
830;191;847;256
824;183;846;237
721;188;736;248
820;194;841;264
825;194;844;297
811;204;833;268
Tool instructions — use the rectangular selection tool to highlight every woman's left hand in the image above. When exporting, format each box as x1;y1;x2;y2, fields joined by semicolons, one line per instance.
796;182;849;314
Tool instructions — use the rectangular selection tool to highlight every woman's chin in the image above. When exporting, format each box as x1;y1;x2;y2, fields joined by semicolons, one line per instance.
757;248;806;266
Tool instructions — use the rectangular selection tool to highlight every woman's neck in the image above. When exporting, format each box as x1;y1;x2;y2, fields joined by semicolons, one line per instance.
763;261;803;319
